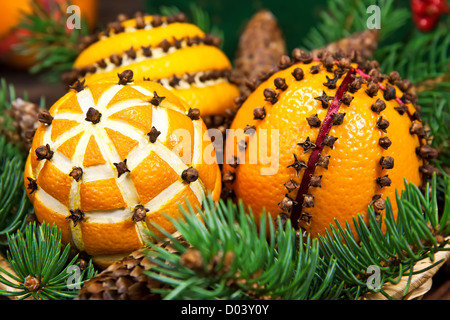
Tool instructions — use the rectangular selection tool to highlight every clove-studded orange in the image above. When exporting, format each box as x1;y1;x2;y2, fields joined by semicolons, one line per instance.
24;71;221;268
64;12;240;117
223;49;438;238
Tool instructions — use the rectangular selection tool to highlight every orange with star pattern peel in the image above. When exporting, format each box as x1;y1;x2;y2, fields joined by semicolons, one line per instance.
24;70;221;268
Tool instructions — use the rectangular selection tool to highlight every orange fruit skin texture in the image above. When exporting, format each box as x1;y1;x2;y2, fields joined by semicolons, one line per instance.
71;15;240;117
24;77;221;268
223;61;424;239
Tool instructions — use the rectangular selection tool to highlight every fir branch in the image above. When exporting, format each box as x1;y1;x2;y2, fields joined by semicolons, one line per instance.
144;198;342;300
0;136;32;248
375;19;450;84
0;222;96;300
319;174;449;300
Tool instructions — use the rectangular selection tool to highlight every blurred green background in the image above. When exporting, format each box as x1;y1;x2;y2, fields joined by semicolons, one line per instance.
144;0;329;60
143;0;413;61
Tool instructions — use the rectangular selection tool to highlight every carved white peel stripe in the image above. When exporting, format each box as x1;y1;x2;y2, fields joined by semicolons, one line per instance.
153;141;205;205
82;163;115;183
50;152;73;174
150;106;168;144
69;130;92;210
192;120;202;165
102;119;149;143
35;188;68;217
93;129;140;208
190;120;205;204
76;88;96;114
95;85;123;112
103;99;150;118
67;129;93;252
144;180;185;212
135;221;152;245
52;112;84;122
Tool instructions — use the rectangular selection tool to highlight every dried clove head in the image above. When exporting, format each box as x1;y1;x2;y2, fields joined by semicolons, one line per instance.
314;91;334;109
141;45;152;57
149;91;166;106
223;170;235;184
274;77;288;91
379;136;392;150
182;167;199;183
244;125;256;135
376;175;392;188
132;205;149;222
114;159;130;177
332;112;346;125
322;135;338;149
316;154;331;169
306;114;321;128
187;108;201;120
340;93;354;106
66;209;85;226
85;107;102;124
38;110;53;125
394;104;409;115
410;122;425;137
365;82;379;97
69;79;86;92
26;177;38;194
371;194;386;211
297;136;316;153
383;84;397;101
263;88;278;104
371;99;386;114
35;144;53;161
69;167;83;182
287;154;307;176
253;106;266;120
309;175;322;188
323;75;339;89
380;156;394;169
147;126;161;143
284;179;299;193
278;194;297;212
376;116;390;132
278;55;292;69
117;69;134;85
416;145;438;159
303;194;315;208
309;64;321;74
291;67;304;81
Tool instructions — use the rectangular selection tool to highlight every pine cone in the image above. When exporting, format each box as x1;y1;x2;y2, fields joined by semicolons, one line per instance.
76;249;163;300
234;9;287;97
311;29;380;63
8;98;42;151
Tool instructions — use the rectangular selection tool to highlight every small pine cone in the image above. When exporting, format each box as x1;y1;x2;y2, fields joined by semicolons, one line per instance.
9;98;42;150
77;249;163;300
77;237;188;300
234;9;287;96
